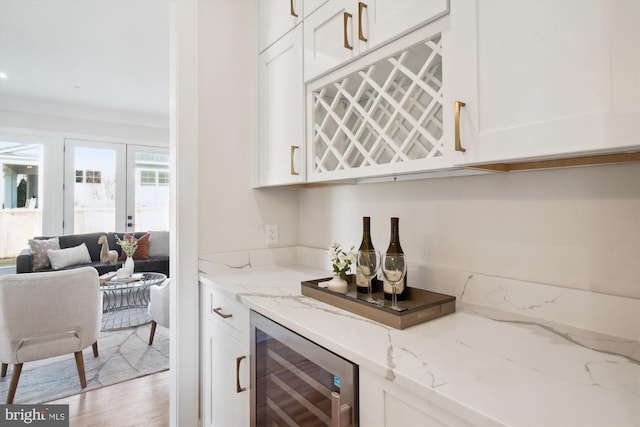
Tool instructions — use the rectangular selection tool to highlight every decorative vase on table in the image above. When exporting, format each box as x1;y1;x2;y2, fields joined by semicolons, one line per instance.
326;275;348;294
124;256;135;277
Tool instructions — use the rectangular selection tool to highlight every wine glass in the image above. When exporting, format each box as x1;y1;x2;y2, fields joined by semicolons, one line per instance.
356;250;380;304
382;253;407;312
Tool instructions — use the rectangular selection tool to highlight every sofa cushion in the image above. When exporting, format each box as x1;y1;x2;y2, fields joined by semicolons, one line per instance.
48;243;92;270
148;230;170;257
28;237;60;271
117;233;150;261
57;232;105;262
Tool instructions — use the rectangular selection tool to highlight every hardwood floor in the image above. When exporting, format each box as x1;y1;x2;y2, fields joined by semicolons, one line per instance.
45;370;169;427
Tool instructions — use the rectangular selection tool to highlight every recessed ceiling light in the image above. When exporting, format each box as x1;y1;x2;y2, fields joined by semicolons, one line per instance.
0;72;7;80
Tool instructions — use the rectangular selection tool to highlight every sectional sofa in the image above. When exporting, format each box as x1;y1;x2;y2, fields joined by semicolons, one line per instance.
16;231;169;277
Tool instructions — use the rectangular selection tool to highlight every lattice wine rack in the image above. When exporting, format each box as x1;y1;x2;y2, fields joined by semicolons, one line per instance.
311;34;443;176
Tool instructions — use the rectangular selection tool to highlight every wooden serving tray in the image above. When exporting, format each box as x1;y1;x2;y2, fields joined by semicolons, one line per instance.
301;276;456;330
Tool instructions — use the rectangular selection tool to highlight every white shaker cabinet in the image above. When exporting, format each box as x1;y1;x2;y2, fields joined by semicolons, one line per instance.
259;0;328;53
359;369;477;427
258;25;305;186
447;0;640;167
304;0;449;82
201;282;250;427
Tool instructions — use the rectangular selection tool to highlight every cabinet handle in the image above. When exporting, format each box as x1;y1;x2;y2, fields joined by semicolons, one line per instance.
236;355;247;393
358;2;368;42
290;145;300;175
343;12;353;50
454;101;466;152
290;0;298;17
212;307;232;319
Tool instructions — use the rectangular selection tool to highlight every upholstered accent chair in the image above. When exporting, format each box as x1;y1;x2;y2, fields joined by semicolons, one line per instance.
148;279;170;345
0;267;102;404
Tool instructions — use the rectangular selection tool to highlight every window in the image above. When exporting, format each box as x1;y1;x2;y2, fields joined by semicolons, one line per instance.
158;171;169;186
75;170;102;183
85;170;101;184
141;170;156;185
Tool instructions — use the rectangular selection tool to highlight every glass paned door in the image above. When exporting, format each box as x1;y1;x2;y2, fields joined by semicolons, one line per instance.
127;146;170;232
0;141;43;262
64;139;126;234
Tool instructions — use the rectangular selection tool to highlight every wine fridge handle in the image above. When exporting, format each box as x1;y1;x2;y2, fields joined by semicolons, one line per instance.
236;355;247;393
331;392;352;427
212;307;232;319
454;100;466;152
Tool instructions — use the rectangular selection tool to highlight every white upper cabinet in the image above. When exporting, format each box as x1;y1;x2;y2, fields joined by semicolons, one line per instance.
304;0;449;82
259;0;329;53
258;25;305;186
447;0;640;167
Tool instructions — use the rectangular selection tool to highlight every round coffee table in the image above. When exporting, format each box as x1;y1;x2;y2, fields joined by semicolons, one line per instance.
100;272;167;331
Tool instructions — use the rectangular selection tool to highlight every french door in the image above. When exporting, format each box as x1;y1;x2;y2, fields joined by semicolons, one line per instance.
64;139;169;234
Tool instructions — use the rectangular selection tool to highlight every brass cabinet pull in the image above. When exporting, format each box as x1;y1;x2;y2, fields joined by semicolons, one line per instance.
343;12;353;50
236;355;247;393
290;145;300;175
358;2;368;42
212;307;232;319
290;0;298;17
454;101;466;152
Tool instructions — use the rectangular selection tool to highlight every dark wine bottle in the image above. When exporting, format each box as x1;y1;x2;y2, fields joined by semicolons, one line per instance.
356;217;377;293
383;217;407;301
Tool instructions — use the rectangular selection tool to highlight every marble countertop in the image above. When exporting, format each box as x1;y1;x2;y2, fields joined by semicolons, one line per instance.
199;255;640;427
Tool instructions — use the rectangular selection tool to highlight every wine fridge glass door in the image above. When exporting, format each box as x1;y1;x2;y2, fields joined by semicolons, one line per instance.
250;311;359;427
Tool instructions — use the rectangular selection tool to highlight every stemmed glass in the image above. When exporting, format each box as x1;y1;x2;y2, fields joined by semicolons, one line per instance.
356;250;380;305
382;253;407;312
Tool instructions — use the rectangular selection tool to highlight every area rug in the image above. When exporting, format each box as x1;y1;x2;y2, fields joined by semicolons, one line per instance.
0;322;169;404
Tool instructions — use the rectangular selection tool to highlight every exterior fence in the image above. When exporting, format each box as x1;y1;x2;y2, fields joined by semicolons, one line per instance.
0;208;169;259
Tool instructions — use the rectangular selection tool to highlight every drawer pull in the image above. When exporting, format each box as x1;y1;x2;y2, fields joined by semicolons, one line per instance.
290;145;300;175
290;0;298;17
343;12;353;50
212;307;233;319
454;100;466;152
358;2;368;42
236;355;247;393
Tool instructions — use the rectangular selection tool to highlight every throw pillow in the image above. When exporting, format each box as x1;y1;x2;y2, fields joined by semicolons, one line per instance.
148;230;170;257
47;243;92;270
117;233;150;261
28;237;60;271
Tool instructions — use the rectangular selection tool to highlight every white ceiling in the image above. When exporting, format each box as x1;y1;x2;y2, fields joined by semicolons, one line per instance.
0;0;170;123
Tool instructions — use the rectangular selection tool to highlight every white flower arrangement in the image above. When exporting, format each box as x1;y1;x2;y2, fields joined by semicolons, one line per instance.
328;242;356;281
116;235;138;258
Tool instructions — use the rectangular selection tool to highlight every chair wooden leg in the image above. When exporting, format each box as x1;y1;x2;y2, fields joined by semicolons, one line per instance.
7;363;23;404
148;320;157;346
1;363;7;378
74;351;87;388
92;341;99;358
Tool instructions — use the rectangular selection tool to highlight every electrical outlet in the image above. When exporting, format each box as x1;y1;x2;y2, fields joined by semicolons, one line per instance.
266;224;279;245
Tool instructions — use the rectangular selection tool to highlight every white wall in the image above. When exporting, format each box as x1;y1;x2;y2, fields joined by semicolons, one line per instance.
298;163;640;299
197;0;298;255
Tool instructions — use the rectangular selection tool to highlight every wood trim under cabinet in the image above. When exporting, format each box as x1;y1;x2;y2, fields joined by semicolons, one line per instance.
466;152;640;172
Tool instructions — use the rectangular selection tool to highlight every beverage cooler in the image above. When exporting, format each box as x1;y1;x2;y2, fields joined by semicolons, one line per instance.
250;310;359;427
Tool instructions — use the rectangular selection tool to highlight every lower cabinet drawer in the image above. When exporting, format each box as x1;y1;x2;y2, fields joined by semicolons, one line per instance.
201;278;249;336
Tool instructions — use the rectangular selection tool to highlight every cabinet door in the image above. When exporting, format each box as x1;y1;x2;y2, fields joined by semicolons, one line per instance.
258;25;305;186
203;320;250;427
259;0;302;52
366;0;449;51
448;0;640;166
304;0;359;82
